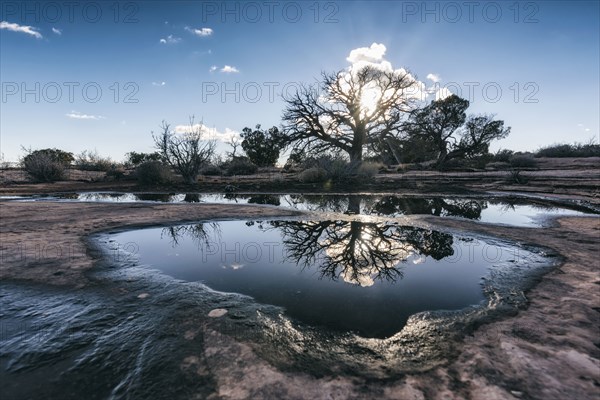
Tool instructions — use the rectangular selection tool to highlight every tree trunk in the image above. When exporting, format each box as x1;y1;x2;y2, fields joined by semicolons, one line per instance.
184;174;197;185
436;144;448;170
350;127;365;165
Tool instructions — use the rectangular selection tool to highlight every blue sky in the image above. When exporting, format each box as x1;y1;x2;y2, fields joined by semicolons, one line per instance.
1;0;598;162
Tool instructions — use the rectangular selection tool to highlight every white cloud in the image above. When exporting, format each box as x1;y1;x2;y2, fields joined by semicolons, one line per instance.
159;34;181;44
0;21;43;39
209;65;217;73
51;27;62;35
152;81;166;86
346;42;393;74
65;111;105;120
185;26;213;37
220;65;239;73
174;124;240;142
347;42;387;64
426;73;440;83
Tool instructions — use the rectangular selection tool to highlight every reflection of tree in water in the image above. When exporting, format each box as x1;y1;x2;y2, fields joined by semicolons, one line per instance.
247;195;281;206
267;220;454;287
161;222;221;248
371;196;486;220
286;195;377;215
183;193;200;203
135;193;174;202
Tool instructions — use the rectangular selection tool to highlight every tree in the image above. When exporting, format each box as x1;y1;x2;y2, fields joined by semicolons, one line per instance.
240;124;284;167
405;94;470;167
457;115;511;159
406;95;510;168
152;118;216;184
281;65;419;165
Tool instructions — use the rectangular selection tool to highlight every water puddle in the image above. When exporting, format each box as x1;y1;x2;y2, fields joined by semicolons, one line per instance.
1;192;595;227
113;220;501;338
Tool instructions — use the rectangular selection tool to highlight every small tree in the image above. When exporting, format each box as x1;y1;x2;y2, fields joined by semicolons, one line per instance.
405;94;470;167
152;117;216;184
240;124;284;167
406;95;510;168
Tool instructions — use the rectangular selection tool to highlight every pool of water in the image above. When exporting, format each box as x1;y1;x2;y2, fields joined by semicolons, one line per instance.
112;219;529;338
2;192;595;227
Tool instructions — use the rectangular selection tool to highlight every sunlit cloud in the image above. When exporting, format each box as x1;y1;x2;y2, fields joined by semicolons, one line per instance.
174;124;240;142
426;73;440;83
209;65;217;73
0;21;43;39
51;27;62;35
221;65;240;73
185;26;213;37
152;81;166;86
159;34;181;44
65;111;105;120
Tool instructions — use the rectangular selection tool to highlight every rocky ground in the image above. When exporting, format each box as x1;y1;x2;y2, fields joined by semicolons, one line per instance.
0;161;598;399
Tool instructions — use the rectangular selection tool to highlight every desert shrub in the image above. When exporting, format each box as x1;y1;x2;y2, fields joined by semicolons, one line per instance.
225;157;258;176
509;153;537;169
320;157;353;181
356;162;381;180
136;161;172;185
299;167;327;183
535;143;600;158
492;149;514;162
125;151;163;167
486;161;511;170
106;164;126;181
76;149;114;171
507;169;528;184
21;150;68;182
201;164;222;176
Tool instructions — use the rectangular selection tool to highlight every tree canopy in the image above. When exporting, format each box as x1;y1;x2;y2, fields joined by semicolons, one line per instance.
240;124;284;167
406;95;510;168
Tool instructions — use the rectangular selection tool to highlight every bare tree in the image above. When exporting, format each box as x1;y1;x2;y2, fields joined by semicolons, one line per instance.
227;135;242;158
153;117;216;184
281;66;419;164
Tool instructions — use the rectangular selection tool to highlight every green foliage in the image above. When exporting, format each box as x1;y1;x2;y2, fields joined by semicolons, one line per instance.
21;148;71;182
398;136;438;164
136;161;172;185
125;151;163;166
240;124;284;167
75;149;115;171
535;143;600;158
225;156;258;176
